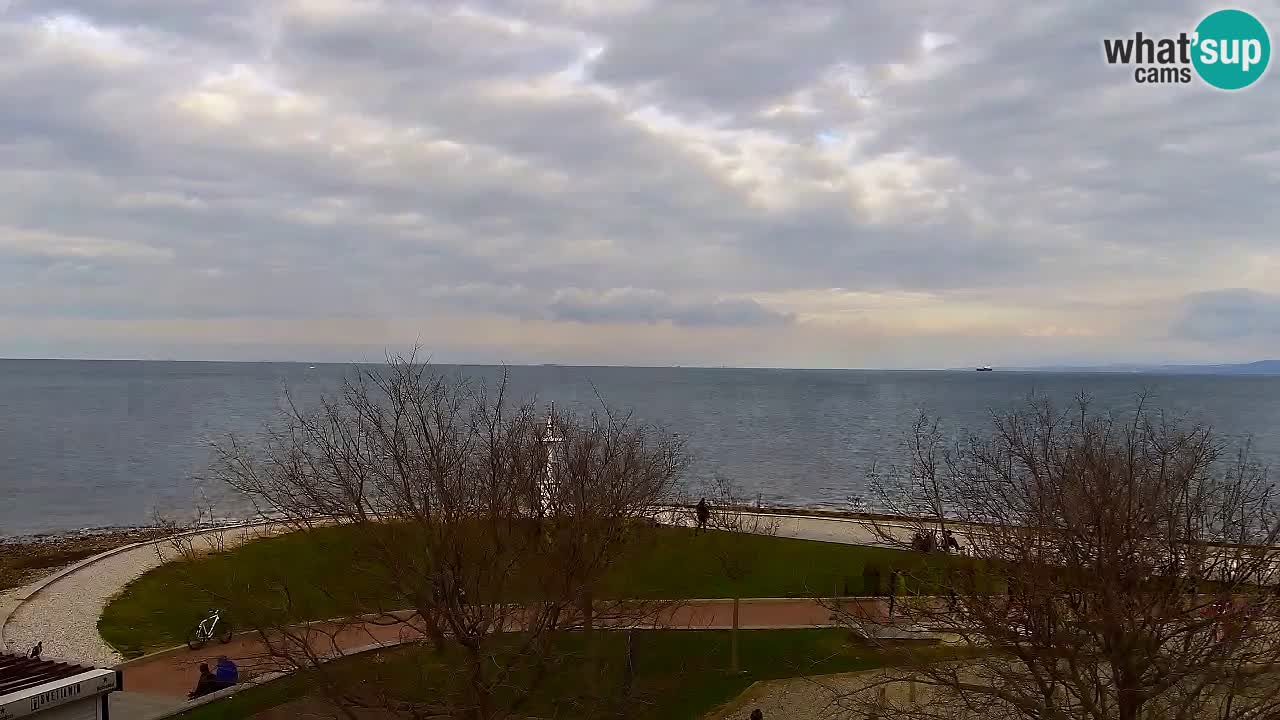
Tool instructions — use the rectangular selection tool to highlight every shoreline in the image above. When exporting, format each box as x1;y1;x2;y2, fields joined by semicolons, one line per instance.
2;502;907;544
0;503;873;545
1;525;164;545
1;526;172;593
0;515;257;544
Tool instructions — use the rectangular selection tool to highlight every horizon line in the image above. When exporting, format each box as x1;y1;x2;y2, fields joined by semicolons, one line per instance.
1;357;1275;373
0;356;948;371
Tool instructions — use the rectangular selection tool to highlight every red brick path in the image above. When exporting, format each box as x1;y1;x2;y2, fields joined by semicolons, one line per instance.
120;597;887;698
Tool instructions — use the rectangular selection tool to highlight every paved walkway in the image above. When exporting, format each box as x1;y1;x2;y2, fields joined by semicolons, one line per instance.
2;523;290;666
659;507;935;547
119;597;888;699
1;510;931;718
4;511;914;669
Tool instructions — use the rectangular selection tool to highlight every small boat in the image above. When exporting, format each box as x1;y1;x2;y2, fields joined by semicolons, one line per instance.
976;366;993;372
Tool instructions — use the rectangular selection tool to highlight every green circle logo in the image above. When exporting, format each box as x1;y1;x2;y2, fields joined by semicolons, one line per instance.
1193;9;1270;90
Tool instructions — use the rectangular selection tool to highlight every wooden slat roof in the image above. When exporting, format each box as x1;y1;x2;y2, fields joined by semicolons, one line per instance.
0;653;96;698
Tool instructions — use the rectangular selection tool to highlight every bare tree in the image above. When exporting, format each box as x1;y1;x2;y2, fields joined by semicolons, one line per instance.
832;394;1280;720
203;356;688;720
698;474;779;673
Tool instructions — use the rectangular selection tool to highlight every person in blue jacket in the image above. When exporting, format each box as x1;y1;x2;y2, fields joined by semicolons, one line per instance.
214;656;239;687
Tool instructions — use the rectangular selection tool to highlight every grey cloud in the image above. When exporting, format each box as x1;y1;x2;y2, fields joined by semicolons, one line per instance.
280;2;582;83
586;2;925;113
413;284;796;328
1173;289;1280;342
24;1;254;31
0;1;1057;302
548;288;793;327
2;0;1279;364
666;298;795;327
859;1;1280;258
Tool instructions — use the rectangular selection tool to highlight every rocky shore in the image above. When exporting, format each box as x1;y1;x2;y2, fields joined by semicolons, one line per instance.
0;526;170;592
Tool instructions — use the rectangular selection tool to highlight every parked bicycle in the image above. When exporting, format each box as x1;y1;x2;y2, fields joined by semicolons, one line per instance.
187;609;233;650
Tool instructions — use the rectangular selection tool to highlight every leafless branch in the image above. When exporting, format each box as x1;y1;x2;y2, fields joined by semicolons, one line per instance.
836;395;1280;720
195;354;688;720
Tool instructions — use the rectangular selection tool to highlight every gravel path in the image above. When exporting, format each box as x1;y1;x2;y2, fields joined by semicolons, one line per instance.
711;674;846;720
3;524;287;666
709;669;921;720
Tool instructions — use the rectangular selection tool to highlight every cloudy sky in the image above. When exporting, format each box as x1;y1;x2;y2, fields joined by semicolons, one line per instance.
2;0;1279;368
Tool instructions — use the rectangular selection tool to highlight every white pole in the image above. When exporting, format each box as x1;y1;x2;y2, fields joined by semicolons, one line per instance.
541;403;563;517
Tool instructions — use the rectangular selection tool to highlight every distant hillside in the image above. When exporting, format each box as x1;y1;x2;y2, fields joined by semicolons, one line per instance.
1014;360;1280;375
1154;360;1280;375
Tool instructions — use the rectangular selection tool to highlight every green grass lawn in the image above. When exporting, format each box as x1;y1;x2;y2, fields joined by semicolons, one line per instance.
174;628;917;720
101;524;949;658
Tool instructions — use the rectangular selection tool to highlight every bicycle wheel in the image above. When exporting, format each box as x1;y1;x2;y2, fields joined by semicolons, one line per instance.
217;620;233;644
187;626;207;651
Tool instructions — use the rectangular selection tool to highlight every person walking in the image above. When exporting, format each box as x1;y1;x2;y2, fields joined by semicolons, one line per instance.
695;497;710;534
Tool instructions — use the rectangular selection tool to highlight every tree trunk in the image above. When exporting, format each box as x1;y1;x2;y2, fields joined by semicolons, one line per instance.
582;590;596;694
1117;667;1141;720
465;648;490;720
1119;694;1138;720
623;629;636;697
870;686;887;719
422;609;448;654
731;596;740;673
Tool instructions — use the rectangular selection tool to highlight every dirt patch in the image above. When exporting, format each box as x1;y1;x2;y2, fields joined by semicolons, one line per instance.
246;696;341;720
0;527;171;592
248;696;546;720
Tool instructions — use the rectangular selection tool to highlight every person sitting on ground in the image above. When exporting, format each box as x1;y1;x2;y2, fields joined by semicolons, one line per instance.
189;663;220;699
750;709;764;720
214;655;239;688
696;497;710;533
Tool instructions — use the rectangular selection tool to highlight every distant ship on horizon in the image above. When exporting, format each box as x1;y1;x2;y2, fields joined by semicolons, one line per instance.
976;366;994;372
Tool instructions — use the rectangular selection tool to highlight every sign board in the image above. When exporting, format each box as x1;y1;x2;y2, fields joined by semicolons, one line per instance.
20;698;98;720
0;670;117;720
